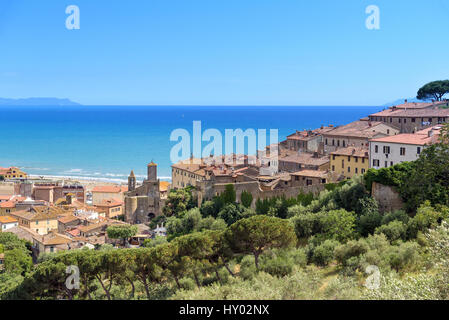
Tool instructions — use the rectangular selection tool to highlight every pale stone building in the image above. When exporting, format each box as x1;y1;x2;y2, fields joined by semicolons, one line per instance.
124;162;161;224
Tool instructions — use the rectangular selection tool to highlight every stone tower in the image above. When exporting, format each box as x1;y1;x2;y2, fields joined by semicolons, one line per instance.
124;162;161;225
128;170;136;192
147;161;157;181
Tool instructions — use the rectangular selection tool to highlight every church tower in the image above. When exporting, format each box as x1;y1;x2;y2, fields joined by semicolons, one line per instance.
128;170;136;192
147;161;157;182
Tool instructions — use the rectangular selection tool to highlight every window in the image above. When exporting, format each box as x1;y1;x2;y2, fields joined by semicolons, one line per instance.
306;179;313;186
347;166;351;173
390;161;394;166
343;140;346;147
404;119;407;124
348;156;351;162
373;159;380;167
332;155;336;160
375;145;379;153
412;118;416;123
341;160;344;168
355;157;358;163
361;168;366;174
385;161;388;168
355;168;358;174
383;146;390;154
332;165;335;171
337;140;340;147
400;147;406;156
417;147;421;154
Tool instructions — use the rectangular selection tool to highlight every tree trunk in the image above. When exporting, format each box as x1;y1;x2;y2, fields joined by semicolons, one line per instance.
127;277;135;299
174;275;181;290
254;252;260;270
96;275;111;300
142;276;151;299
215;269;222;283
224;263;235;277
193;271;201;288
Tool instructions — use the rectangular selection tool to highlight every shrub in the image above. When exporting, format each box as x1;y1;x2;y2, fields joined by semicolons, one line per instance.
375;221;407;242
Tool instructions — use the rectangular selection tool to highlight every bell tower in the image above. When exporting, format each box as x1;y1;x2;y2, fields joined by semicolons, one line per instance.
147;161;157;182
128;170;136;192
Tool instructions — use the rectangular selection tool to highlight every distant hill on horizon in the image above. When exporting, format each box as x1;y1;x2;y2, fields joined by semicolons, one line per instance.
0;97;81;106
382;97;431;107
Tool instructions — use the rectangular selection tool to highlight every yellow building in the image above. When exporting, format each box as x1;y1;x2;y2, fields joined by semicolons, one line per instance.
10;207;61;235
0;167;28;179
330;147;369;179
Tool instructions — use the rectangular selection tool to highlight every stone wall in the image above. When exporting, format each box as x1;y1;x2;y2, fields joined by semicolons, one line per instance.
371;182;404;213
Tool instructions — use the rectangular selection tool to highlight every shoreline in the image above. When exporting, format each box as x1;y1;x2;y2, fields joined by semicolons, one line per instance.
28;174;172;192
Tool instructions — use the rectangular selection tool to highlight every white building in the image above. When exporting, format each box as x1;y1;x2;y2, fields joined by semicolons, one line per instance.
0;216;19;232
369;126;441;169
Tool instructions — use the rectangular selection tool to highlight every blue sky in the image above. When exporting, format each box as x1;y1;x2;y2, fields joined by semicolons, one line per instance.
0;0;449;106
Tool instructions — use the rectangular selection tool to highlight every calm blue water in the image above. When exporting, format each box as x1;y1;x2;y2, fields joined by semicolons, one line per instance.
0;106;381;181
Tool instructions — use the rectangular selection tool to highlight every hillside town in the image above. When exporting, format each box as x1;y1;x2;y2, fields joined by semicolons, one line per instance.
0;99;448;261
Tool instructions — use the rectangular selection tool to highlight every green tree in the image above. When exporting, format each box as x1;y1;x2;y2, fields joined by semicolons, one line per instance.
417;80;449;101
4;249;33;276
221;184;236;204
162;188;194;217
322;209;356;242
240;190;253;208
375;221;407;242
226;215;297;269
106;225;138;247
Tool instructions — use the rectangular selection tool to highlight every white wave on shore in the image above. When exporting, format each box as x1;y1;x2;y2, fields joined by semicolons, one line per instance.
29;174;172;183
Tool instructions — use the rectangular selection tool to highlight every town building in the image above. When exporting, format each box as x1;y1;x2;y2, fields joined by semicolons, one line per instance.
285;126;335;153
368;100;449;133
94;199;124;219
322;120;399;153
124;162;162;224
290;170;329;187
9;207;62;235
369;125;441;169
0;215;19;232
278;152;330;172
0;167;28;179
32;231;73;255
91;185;128;205
330;146;369;179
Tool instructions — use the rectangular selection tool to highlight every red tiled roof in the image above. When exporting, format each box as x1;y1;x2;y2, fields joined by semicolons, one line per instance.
92;185;128;193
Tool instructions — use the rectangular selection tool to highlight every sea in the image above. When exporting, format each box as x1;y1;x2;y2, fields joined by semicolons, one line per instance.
0;105;382;183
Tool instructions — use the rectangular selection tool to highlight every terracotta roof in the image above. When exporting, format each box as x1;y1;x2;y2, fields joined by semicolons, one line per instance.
323;121;396;139
10;207;61;221
78;222;108;233
370;107;449;118
279;153;330;166
331;146;369;157
92;185;128;193
369;131;440;146
291;170;328;179
58;215;80;224
6;226;39;242
0;216;18;224
96;198;123;208
33;232;73;246
158;181;170;192
0;201;15;208
287;126;335;141
0;195;11;201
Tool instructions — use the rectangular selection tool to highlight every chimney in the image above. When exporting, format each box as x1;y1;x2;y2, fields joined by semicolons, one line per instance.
428;129;434;137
